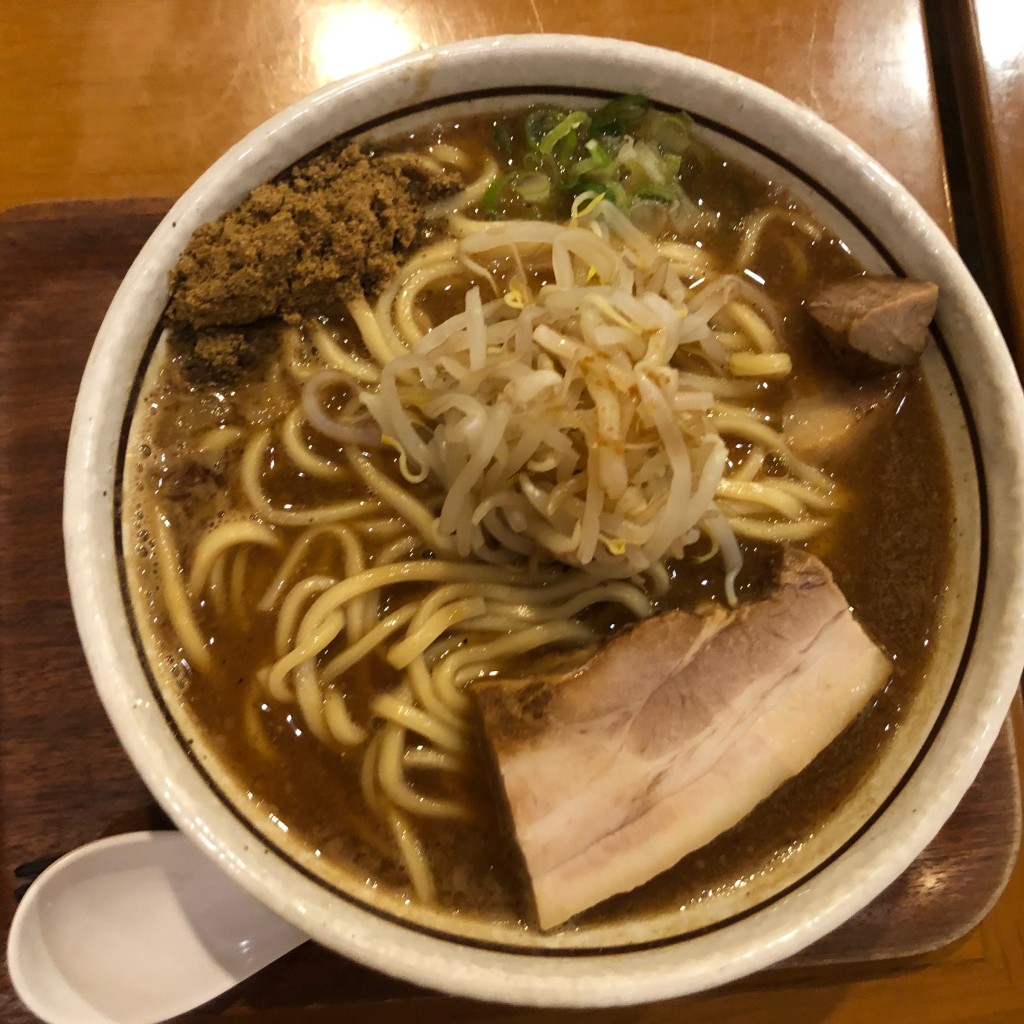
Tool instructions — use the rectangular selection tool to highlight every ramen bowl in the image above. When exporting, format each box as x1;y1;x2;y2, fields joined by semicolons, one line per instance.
64;34;1024;1005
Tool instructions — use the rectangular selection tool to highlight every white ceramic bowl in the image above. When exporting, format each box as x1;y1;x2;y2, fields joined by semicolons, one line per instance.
64;34;1024;1006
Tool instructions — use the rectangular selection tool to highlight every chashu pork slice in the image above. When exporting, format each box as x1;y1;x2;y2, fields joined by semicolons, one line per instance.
472;549;891;930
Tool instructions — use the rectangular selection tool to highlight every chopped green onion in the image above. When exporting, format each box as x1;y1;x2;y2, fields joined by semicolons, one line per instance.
663;152;682;178
634;183;679;204
492;124;514;158
539;111;590;156
525;108;567;151
487;95;697;222
639;110;694;155
632;141;673;185
629;199;671;235
481;172;517;216
553;127;581;168
522;149;545;174
568;139;615;183
590;94;650;137
512;171;552;204
581;178;629;209
584;138;614;168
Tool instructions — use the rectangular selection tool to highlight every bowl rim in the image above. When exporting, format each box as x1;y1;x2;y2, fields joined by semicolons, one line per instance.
63;32;1024;1006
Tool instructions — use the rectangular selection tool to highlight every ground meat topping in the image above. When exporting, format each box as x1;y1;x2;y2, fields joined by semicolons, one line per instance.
170;321;282;386
165;142;460;330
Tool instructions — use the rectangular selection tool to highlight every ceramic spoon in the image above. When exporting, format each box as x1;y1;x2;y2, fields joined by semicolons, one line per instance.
6;830;307;1024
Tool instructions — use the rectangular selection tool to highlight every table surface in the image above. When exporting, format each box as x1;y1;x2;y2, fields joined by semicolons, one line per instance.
3;1;1024;1021
940;1;1024;372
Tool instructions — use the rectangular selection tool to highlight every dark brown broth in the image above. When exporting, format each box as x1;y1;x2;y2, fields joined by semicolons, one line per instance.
125;111;953;932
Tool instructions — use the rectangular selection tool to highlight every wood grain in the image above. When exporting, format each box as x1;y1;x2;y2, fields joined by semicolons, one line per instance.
937;2;1024;372
0;199;1021;1024
0;0;951;230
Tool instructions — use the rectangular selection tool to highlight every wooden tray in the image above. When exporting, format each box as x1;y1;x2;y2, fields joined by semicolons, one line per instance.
0;199;1019;1023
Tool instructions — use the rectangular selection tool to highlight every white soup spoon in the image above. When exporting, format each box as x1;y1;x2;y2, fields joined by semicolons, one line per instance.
6;830;307;1024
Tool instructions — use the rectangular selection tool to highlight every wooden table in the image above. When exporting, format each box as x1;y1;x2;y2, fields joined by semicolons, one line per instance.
938;1;1024;373
3;2;1023;1022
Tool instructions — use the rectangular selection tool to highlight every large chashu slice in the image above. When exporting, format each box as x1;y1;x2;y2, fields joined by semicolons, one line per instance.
472;549;891;930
